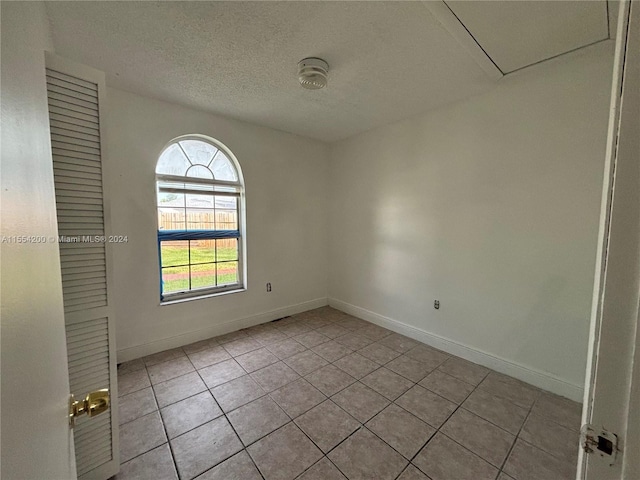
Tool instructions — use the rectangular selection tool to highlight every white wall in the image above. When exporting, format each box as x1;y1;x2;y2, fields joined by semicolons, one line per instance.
104;88;329;360
328;42;614;399
0;3;76;478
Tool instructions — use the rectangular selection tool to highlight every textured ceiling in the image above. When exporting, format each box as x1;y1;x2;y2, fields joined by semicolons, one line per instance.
45;1;609;143
45;1;496;142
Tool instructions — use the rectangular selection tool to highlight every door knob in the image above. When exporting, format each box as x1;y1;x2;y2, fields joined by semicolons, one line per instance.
69;389;110;428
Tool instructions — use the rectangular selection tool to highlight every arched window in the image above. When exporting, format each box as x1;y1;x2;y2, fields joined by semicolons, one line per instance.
156;136;245;301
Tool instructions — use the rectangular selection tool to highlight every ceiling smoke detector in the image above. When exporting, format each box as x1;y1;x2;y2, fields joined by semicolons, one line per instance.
297;57;329;90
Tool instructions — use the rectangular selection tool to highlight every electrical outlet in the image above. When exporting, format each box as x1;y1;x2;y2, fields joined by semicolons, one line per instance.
266;282;272;292
434;300;440;309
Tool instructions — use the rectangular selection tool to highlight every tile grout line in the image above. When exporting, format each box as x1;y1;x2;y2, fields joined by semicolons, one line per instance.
116;312;339;474
218;320;409;478
184;347;269;480
118;309;578;480
121;320;456;475
117;365;180;477
400;368;488;479
152;355;185;480
187;319;362;478
289;340;455;479
504;392;580;472
193;349;261;477
124;360;512;480
192;327;357;479
496;387;541;479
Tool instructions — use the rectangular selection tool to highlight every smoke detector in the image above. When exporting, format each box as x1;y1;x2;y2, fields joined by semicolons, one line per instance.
297;57;329;90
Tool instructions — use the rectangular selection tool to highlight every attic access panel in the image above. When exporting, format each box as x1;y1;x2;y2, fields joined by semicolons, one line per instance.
446;0;609;73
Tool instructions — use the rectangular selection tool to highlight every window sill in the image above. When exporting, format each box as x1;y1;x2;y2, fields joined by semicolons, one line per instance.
160;287;246;306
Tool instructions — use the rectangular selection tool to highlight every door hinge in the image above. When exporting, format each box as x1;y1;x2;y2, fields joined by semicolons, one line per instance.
580;424;619;466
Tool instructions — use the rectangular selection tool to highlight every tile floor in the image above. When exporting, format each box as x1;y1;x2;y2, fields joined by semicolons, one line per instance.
114;307;582;480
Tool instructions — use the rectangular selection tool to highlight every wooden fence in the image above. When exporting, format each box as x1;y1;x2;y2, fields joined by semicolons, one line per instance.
160;211;237;248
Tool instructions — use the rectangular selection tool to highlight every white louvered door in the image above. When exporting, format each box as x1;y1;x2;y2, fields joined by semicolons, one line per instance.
45;53;119;480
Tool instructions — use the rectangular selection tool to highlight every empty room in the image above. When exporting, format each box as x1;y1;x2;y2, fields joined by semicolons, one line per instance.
2;1;639;480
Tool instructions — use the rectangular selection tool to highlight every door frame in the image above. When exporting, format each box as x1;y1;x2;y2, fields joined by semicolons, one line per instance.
579;0;639;478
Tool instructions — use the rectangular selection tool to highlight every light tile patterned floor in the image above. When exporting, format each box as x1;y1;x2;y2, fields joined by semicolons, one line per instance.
114;307;582;480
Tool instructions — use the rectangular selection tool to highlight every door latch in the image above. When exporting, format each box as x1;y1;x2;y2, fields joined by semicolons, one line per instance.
69;389;110;428
580;424;619;466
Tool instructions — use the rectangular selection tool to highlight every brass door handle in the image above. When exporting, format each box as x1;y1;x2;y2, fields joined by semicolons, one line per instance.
69;389;110;428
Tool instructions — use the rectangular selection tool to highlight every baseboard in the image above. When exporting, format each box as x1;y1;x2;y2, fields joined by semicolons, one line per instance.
117;297;329;363
329;297;584;402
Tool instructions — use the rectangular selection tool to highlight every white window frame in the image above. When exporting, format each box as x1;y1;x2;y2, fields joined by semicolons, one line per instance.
156;135;246;303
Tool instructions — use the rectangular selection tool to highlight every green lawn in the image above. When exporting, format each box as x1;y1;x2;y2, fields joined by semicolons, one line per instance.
161;243;237;266
161;243;238;293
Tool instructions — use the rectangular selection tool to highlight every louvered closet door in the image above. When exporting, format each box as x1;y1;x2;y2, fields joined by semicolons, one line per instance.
45;54;119;480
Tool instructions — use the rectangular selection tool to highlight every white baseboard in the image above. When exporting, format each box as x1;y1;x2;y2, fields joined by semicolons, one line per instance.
117;297;329;363
329;297;584;402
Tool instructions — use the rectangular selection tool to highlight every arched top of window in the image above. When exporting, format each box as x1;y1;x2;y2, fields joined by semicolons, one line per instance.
156;137;240;183
155;135;245;302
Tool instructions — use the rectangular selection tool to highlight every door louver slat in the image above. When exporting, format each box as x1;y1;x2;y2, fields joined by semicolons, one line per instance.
55;172;103;184
60;250;105;259
51;147;101;162
51;139;101;156
68;351;109;370
54;177;103;190
62;273;107;284
48;105;100;124
51;126;101;143
48;91;99;112
47;91;98;111
48;91;98;109
51;133;100;150
46;69;99;92
55;155;102;169
46;72;99;97
50;115;100;132
56;195;104;205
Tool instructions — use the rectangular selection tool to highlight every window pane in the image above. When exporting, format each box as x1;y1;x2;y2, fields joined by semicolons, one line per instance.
191;263;216;289
179;140;217;166
216;239;238;261
214;196;237;209
161;241;189;267
186;193;214;209
190;240;215;264
217;261;238;286
162;266;189;294
215;210;237;230
186;209;215;230
158;192;185;207
211;151;238;181
158;207;185;230
157;143;190;175
186;165;213;179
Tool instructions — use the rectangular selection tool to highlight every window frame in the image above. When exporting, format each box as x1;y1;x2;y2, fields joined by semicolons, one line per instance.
155;135;246;303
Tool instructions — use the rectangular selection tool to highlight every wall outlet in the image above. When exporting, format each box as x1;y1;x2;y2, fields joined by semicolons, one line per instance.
266;282;272;292
434;300;440;309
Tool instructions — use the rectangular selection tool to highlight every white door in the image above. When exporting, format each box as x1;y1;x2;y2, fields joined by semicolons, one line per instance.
0;3;76;478
580;1;639;479
45;53;120;480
